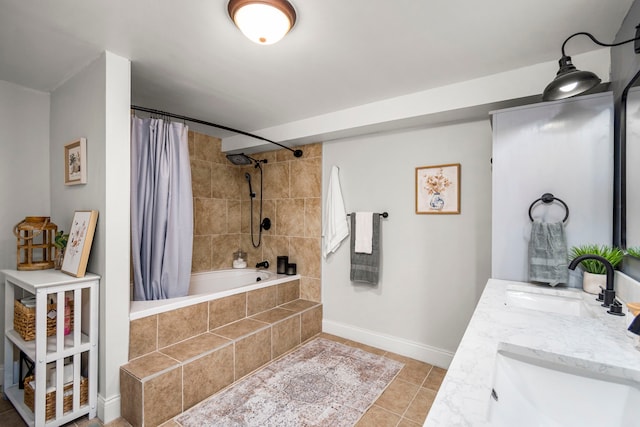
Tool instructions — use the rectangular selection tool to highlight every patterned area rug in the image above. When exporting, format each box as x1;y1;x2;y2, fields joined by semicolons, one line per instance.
175;338;404;427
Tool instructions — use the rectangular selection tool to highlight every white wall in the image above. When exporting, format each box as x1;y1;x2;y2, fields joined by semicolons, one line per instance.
223;49;611;152
49;51;130;423
491;92;614;286
0;81;51;267
322;120;492;367
0;80;50;382
102;51;131;422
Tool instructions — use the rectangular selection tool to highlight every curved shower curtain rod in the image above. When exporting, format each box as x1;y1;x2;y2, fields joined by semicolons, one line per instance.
130;105;303;158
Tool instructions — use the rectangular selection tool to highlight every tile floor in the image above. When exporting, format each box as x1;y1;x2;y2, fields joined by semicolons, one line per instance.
0;393;131;427
318;333;446;427
1;333;446;427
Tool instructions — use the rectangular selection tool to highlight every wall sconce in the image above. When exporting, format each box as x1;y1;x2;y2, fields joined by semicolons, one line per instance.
228;0;297;45
543;27;640;101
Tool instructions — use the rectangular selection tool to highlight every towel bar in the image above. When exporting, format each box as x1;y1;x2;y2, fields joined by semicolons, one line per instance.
528;193;569;223
347;212;389;218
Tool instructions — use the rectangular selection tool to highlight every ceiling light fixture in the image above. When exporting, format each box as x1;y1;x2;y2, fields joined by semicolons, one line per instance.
228;0;297;45
543;27;640;101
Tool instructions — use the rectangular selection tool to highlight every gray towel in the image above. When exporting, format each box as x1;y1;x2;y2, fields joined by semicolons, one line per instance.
350;213;380;284
528;220;568;286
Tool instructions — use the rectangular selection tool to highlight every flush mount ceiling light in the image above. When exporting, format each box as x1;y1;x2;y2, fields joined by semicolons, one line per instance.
543;28;640;101
228;0;297;45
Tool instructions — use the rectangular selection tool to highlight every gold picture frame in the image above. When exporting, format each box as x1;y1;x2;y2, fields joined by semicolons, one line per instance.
415;163;461;214
61;210;99;277
64;138;87;185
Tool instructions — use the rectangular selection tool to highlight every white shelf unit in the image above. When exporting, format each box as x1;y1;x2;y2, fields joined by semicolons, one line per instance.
3;269;99;427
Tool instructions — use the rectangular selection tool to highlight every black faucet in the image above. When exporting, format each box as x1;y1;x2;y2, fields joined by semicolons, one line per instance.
568;254;615;307
256;260;269;269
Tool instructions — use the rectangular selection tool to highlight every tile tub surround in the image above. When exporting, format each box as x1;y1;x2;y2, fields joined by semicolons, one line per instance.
189;132;322;303
424;278;640;426
129;278;300;357
122;279;323;426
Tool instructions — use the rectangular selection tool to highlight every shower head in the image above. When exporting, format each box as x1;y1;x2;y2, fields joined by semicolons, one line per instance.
226;153;269;169
226;153;253;166
245;172;255;198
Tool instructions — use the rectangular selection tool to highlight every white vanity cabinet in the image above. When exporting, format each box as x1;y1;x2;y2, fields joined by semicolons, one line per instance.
2;269;99;427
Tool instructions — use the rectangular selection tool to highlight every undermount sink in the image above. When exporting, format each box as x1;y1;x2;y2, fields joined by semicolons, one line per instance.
488;346;640;427
505;284;593;317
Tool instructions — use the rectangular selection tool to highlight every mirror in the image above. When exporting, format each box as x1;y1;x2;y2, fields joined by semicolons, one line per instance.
626;86;640;249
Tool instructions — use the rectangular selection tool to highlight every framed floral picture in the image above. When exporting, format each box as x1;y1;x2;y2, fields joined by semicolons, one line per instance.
61;210;99;277
64;138;87;185
415;163;461;214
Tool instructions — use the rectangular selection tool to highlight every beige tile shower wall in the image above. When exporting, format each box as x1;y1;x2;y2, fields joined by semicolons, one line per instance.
189;131;322;302
190;132;242;271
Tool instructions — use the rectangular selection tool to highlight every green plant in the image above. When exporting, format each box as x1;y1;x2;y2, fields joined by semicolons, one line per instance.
569;244;624;274
627;247;640;259
53;230;69;250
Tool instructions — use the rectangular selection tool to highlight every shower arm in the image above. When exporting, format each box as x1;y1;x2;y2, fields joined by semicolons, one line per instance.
130;105;303;157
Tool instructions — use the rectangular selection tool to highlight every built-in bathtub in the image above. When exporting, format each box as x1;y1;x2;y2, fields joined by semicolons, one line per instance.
129;269;301;320
123;269;322;425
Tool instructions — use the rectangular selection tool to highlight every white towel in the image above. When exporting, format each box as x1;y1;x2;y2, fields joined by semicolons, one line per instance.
322;166;349;258
354;212;373;254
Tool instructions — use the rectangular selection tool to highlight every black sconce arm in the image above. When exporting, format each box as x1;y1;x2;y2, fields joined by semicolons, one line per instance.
560;29;640;57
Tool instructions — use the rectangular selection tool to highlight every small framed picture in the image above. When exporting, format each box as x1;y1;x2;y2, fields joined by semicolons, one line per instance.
64;138;87;185
415;163;461;214
62;210;99;277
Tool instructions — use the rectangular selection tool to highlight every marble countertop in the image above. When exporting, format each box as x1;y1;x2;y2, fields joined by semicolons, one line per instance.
423;278;640;426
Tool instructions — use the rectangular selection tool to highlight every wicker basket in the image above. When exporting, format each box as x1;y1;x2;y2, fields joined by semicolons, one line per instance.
13;299;74;341
24;375;88;421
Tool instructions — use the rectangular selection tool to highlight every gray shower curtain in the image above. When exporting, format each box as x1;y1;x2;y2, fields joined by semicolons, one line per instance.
131;117;193;300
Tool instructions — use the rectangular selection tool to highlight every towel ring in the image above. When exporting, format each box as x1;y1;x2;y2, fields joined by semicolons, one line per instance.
528;193;569;223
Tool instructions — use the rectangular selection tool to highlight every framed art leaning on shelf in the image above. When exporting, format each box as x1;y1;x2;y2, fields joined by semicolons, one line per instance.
62;210;99;277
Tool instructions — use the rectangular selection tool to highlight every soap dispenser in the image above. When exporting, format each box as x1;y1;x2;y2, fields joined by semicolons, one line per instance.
233;249;247;269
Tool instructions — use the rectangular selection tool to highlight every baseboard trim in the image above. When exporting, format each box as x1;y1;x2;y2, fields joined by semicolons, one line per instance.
98;393;121;424
323;319;454;369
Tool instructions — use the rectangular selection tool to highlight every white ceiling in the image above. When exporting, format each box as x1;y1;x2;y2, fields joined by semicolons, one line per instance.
0;0;634;139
